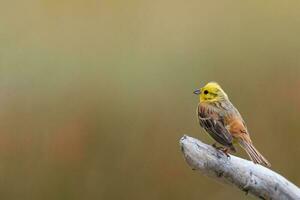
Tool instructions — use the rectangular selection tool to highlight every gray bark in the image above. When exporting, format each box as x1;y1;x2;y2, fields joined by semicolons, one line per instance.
180;135;300;200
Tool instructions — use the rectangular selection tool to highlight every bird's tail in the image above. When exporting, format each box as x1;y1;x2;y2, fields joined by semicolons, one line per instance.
239;140;271;167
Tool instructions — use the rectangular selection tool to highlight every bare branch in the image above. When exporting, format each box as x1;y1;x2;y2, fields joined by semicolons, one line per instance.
180;135;300;200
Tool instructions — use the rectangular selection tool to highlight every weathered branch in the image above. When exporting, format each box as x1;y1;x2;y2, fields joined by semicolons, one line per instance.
180;135;300;200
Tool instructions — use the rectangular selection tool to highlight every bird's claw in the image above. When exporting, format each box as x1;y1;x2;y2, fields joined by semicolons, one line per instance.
212;143;231;158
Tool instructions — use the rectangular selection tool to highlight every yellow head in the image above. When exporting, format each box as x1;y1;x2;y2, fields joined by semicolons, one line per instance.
193;82;228;103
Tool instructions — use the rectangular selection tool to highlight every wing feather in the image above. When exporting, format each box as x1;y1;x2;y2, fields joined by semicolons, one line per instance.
197;104;233;147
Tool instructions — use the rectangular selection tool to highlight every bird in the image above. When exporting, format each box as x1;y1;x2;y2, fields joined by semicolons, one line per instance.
193;82;271;167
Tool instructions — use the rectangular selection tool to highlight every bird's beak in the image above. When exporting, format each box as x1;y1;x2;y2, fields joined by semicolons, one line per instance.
193;89;201;95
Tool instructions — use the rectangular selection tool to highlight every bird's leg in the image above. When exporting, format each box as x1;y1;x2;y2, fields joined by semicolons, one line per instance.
221;147;231;158
212;143;218;148
212;144;231;158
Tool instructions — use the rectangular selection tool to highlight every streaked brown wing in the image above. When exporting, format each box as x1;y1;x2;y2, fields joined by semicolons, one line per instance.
197;104;233;147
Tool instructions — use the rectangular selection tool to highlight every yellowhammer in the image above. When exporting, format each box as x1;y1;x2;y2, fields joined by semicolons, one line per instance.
194;82;271;167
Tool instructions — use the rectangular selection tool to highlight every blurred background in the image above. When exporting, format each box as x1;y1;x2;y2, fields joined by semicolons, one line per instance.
0;0;300;199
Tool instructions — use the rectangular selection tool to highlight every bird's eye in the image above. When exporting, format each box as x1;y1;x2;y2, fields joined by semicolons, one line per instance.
203;90;208;94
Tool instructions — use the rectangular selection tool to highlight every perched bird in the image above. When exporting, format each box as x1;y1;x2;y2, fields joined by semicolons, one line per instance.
194;82;271;167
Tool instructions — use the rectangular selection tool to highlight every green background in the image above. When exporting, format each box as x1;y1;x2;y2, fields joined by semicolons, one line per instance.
0;1;299;199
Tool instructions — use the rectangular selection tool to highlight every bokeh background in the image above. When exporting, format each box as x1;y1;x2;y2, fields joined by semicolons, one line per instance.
0;1;300;199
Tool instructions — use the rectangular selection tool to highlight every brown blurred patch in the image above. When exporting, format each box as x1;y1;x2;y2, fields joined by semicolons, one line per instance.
45;118;88;165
